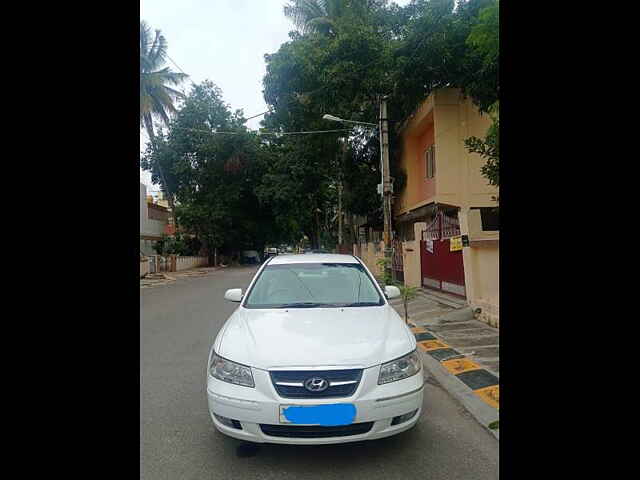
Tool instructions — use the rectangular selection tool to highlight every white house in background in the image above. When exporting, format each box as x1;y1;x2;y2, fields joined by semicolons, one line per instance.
140;182;169;256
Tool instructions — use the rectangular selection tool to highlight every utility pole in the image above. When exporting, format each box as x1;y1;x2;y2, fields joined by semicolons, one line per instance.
338;182;343;245
337;139;346;247
379;95;393;284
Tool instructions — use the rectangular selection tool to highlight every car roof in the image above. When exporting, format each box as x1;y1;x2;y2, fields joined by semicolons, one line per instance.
268;253;359;265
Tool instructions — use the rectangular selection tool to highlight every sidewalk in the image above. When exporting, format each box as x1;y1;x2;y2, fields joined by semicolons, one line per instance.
390;288;500;439
140;266;220;288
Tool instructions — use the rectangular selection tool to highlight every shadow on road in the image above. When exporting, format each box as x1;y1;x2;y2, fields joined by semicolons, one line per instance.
229;424;422;461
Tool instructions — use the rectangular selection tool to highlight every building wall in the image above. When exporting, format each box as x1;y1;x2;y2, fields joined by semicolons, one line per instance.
466;241;499;327
401;222;427;288
175;256;209;271
396;89;497;215
397;113;435;214
140;258;150;278
394;89;499;326
433;89;497;210
145;218;166;237
140;182;167;253
357;241;385;279
140;239;157;256
458;208;499;327
140;183;148;233
432;89;462;207
148;204;169;221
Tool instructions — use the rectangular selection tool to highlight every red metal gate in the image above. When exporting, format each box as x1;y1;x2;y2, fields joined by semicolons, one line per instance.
420;212;466;297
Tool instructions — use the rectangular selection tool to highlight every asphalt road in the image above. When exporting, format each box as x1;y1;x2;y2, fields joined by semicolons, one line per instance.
141;266;499;480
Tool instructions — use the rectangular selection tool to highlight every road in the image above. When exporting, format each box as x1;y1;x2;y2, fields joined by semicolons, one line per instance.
141;266;499;480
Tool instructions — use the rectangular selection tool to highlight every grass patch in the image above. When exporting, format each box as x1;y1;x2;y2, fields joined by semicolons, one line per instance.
488;420;499;430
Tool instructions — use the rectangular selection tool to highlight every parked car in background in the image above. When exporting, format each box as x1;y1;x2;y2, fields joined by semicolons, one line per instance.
241;250;261;265
265;247;278;260
206;253;424;445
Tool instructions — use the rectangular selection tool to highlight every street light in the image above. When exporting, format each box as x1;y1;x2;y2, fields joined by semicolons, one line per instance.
323;96;393;285
322;114;377;126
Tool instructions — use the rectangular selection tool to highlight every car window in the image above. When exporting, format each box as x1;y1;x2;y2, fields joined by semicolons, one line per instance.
244;263;384;308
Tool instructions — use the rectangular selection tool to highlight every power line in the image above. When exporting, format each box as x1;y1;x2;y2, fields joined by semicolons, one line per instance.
172;126;354;136
164;54;271;125
267;128;353;136
245;110;272;121
165;53;195;86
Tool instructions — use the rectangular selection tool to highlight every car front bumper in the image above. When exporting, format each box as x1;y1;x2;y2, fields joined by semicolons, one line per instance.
206;365;425;445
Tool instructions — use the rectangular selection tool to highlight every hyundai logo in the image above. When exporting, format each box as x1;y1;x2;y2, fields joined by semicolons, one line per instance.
304;377;329;392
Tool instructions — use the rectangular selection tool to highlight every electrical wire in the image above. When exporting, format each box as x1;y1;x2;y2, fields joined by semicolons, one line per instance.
171;126;354;136
164;54;272;123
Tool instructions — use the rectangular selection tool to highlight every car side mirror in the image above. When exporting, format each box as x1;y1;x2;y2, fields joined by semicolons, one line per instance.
224;288;243;302
384;285;401;299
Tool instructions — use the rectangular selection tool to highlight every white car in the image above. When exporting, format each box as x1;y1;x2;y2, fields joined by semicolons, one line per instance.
206;253;424;445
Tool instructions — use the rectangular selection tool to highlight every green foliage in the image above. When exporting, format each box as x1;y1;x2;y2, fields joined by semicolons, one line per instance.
141;81;288;256
464;101;499;190
141;1;500;254
140;21;188;140
283;0;370;36
397;283;419;302
262;4;399;243
153;236;166;256
462;1;499;191
467;0;498;68
376;257;393;285
152;233;202;256
263;0;499;224
396;282;419;323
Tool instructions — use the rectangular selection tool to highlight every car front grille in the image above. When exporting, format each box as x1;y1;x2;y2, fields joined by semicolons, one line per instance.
259;422;374;438
269;369;363;399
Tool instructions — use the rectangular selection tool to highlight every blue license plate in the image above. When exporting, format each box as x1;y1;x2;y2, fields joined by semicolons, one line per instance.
279;403;356;426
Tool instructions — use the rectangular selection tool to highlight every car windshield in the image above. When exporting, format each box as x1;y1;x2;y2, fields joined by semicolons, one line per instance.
244;263;384;308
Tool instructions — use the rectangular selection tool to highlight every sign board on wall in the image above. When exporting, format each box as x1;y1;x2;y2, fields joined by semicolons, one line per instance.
450;235;463;252
425;239;434;253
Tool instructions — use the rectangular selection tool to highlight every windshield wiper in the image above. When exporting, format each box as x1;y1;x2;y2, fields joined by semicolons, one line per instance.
268;301;381;308
333;302;382;307
275;302;325;308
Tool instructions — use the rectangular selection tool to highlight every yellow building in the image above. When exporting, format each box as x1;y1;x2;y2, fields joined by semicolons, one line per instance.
393;88;499;327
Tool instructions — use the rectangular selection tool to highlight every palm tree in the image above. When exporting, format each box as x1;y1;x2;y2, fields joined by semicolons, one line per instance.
140;21;187;140
140;20;187;227
283;0;367;36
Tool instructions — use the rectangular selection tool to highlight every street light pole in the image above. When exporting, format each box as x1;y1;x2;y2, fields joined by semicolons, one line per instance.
379;96;393;285
322;103;394;284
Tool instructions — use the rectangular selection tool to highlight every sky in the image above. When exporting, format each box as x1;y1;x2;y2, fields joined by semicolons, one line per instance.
140;0;412;195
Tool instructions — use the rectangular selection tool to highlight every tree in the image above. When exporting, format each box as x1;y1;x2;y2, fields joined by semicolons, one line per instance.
464;0;499;112
283;0;370;36
397;283;419;324
262;5;398;246
465;101;499;191
141;81;287;259
140;20;188;221
262;0;499;243
463;1;499;192
140;21;188;139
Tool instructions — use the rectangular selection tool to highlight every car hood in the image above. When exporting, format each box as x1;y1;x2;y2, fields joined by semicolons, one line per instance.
215;306;415;370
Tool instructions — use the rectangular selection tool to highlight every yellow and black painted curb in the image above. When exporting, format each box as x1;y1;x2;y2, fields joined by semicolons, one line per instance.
410;325;499;410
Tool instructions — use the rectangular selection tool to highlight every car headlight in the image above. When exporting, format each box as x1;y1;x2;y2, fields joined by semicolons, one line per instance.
209;352;255;388
378;350;422;385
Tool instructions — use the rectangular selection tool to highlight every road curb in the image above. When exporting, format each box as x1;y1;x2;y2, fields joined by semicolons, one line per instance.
420;347;499;440
409;325;499;440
